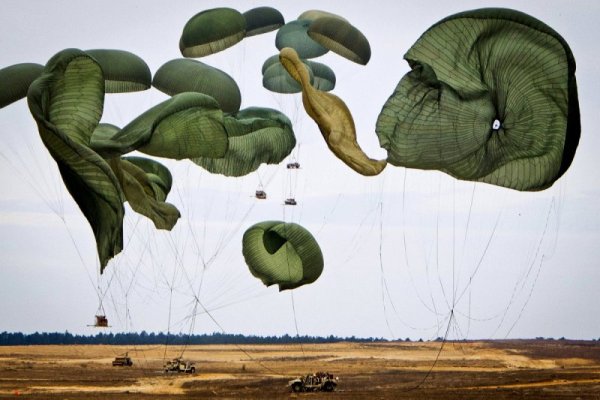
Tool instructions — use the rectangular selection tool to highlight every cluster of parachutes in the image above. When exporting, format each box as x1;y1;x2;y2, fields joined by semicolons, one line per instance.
0;6;580;291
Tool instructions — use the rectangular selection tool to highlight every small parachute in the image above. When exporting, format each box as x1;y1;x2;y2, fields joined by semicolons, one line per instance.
243;6;285;37
275;20;328;59
86;49;152;92
375;8;580;191
179;7;246;57
242;221;323;291
308;17;372;65
152;58;241;113
0;63;44;108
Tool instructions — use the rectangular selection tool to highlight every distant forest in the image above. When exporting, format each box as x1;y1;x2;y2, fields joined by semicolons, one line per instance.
0;331;392;346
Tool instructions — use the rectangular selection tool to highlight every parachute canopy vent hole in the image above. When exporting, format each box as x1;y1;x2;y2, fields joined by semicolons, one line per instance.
263;230;287;254
492;119;502;131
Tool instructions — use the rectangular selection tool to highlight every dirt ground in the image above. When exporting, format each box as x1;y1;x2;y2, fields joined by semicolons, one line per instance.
1;340;599;399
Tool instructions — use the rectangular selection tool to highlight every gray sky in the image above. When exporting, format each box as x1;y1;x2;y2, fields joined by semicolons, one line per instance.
1;0;598;341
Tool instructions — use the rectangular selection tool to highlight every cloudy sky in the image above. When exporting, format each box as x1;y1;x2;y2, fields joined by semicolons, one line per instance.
1;0;598;341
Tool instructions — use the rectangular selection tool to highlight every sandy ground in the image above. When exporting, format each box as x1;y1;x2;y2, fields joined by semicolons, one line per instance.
0;340;599;399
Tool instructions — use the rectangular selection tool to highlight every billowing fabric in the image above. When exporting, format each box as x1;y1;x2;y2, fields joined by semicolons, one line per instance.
153;58;241;113
262;61;313;94
86;49;151;93
192;107;296;176
180;8;246;57
27;48;124;271
305;60;336;92
242;221;323;291
123;156;174;200
91;92;229;160
243;6;284;37
376;8;580;191
280;47;386;176
298;10;347;23
0;63;44;108
110;157;180;231
308;17;371;65
275;20;328;59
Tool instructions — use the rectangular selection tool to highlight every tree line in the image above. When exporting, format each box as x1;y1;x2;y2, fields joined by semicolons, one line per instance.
0;331;390;346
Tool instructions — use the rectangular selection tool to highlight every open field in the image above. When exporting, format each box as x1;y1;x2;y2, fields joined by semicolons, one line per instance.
1;340;599;399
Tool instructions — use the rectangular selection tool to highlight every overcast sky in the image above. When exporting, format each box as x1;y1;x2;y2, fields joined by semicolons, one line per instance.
1;0;598;341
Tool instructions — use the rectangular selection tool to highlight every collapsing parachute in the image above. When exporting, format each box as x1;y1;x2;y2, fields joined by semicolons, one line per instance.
376;8;580;191
242;221;324;291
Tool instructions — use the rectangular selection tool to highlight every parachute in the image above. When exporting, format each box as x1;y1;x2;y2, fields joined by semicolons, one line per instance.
85;49;152;93
275;20;328;59
376;8;580;191
0;63;44;108
242;221;324;291
152;58;241;113
279;47;386;176
243;6;285;37
307;17;372;65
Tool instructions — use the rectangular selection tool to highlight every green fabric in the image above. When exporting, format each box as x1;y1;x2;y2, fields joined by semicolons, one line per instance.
308;17;371;65
376;8;580;191
0;63;44;108
305;60;336;91
192;107;296;176
275;20;328;59
262;61;313;94
180;8;246;57
152;58;241;113
110;157;180;230
243;6;284;37
242;221;324;291
298;10;347;22
91;92;229;160
86;49;151;93
123;156;174;200
27;48;124;271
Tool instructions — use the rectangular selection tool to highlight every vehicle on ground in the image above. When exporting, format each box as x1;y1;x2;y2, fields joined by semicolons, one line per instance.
164;357;196;373
289;372;338;392
112;353;133;366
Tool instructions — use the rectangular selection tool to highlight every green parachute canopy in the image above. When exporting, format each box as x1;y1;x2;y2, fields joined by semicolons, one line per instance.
275;20;328;59
243;6;284;37
86;49;152;93
262;59;314;94
242;221;324;291
308;17;371;65
152;58;241;113
298;10;348;22
305;60;336;91
27;48;181;272
180;7;246;57
0;63;44;108
376;8;580;191
192;107;296;176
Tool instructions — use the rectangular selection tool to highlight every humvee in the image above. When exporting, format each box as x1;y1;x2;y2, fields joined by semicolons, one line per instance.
112;353;133;366
289;372;338;392
164;357;196;373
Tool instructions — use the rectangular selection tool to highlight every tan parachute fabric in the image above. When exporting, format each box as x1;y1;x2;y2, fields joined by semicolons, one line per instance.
279;47;386;176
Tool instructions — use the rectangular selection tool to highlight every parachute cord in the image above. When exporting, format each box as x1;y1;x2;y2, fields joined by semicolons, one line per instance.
290;290;306;359
378;201;395;339
401;170;443;317
491;197;555;337
435;178;451;313
404;310;454;392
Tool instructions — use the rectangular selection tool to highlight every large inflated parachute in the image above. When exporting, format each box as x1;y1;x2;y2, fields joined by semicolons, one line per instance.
242;221;324;291
0;63;44;108
376;8;580;191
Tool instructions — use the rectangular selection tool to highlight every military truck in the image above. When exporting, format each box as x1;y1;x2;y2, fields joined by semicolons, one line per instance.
112;353;133;366
289;372;338;392
164;357;196;374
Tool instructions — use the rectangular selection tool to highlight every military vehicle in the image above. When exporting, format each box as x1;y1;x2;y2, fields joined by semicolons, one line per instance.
289;372;338;392
164;358;196;373
112;353;133;366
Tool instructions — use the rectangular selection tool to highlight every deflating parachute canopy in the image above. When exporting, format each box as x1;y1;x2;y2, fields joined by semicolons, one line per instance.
27;48;181;272
180;7;246;57
308;17;372;65
192;107;296;176
243;6;285;37
376;8;580;191
275;20;328;59
0;63;44;108
86;49;152;93
92;92;228;160
152;58;241;113
242;221;324;291
279;47;386;176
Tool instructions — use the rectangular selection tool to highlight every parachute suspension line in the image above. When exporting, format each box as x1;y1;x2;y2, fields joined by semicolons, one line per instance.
378;201;395;339
404;310;455;392
400;170;441;318
491;197;556;338
434;177;452;316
